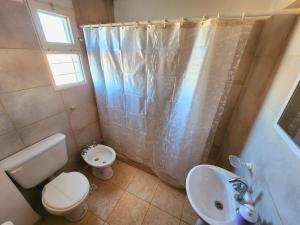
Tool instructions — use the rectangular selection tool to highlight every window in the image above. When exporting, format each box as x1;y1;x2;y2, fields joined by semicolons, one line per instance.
37;10;73;44
47;54;85;86
28;0;86;89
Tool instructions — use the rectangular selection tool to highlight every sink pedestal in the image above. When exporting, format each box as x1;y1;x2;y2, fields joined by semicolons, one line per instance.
195;218;209;225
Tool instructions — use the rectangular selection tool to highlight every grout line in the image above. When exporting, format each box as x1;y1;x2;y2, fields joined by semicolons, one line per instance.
262;174;285;225
140;199;151;225
0;84;51;96
14;110;67;132
103;189;126;223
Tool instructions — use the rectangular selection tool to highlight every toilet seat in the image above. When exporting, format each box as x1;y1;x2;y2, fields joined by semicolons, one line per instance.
42;172;89;214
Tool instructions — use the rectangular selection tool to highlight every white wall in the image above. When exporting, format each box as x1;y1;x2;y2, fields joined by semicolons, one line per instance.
114;0;276;22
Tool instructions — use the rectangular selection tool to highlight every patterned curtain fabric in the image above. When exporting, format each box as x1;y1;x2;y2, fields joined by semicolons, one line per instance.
83;19;256;187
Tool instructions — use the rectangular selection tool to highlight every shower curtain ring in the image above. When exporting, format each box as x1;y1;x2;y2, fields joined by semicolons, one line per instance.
201;14;206;24
163;18;167;28
241;12;245;21
180;17;186;27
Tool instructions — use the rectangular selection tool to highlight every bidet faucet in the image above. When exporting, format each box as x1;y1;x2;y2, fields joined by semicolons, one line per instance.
229;177;249;204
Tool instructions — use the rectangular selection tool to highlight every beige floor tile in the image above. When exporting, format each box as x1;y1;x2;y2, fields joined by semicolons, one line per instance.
88;181;124;220
107;192;149;225
181;198;198;225
127;170;159;202
142;205;180;225
152;182;185;218
110;160;138;189
84;213;105;225
64;211;104;225
179;221;190;225
39;214;67;225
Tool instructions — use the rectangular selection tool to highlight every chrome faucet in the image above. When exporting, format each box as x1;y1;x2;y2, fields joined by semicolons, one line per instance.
229;177;248;204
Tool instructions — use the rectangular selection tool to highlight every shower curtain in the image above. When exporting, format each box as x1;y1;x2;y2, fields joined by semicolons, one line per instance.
83;18;256;187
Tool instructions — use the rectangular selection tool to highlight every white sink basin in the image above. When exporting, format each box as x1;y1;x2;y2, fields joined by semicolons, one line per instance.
186;165;238;225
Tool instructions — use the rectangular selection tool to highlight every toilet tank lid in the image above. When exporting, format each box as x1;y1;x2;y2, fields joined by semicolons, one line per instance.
0;133;66;171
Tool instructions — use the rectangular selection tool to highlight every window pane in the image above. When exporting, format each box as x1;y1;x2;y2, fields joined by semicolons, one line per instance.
38;11;73;44
47;54;85;86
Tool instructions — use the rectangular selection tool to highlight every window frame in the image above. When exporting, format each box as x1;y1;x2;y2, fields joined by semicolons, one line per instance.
28;0;87;90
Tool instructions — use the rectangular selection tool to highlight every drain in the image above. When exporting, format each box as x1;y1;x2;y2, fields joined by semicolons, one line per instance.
214;201;224;210
94;158;99;161
102;161;107;164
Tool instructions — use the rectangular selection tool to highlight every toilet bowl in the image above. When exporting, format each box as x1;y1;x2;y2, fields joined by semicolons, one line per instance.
42;172;90;222
82;145;116;180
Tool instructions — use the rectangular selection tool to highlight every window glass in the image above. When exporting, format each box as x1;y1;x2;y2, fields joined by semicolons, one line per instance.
38;10;73;44
47;54;85;86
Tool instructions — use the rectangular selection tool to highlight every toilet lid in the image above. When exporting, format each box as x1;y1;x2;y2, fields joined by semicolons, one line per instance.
42;172;90;210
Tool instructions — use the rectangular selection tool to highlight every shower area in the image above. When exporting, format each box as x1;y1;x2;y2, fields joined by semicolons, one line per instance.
82;14;296;188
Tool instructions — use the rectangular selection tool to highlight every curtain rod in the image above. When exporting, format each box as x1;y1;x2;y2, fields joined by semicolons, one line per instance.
80;8;300;28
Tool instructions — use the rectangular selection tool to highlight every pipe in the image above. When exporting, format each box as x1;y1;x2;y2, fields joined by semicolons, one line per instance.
80;8;300;28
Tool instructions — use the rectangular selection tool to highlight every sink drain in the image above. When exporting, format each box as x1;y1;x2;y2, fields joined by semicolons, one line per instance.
214;201;224;210
94;158;99;161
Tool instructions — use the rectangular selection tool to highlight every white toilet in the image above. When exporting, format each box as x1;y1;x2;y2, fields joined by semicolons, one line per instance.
82;145;116;180
0;133;90;222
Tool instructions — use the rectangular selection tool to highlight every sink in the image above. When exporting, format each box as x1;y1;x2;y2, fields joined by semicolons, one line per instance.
186;165;239;225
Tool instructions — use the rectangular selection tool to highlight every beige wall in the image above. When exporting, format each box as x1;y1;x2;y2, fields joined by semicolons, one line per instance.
0;0;111;169
272;0;298;9
114;0;276;22
221;15;300;224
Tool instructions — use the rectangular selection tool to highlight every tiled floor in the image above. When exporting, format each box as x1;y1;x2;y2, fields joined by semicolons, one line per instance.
39;160;198;225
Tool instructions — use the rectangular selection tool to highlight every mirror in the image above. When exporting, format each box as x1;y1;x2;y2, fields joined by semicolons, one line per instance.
275;77;300;154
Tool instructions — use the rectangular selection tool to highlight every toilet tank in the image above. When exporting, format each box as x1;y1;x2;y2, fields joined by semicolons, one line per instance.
0;133;68;189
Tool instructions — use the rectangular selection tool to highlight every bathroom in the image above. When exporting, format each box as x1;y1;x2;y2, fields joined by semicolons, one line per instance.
0;0;300;224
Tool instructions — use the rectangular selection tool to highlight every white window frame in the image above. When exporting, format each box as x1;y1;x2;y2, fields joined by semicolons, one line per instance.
28;0;86;89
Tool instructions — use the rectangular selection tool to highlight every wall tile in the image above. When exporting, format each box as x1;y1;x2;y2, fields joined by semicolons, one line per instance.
226;120;249;155
285;17;300;56
254;111;300;225
60;83;95;108
251;175;283;225
255;15;296;57
264;55;300;115
246;56;277;98
0;86;65;128
18;112;71;146
0;103;14;135
68;101;98;131
0;49;51;93
74;121;101;148
73;0;114;24
0;130;24;160
236;92;260;127
0;0;39;49
242;20;264;57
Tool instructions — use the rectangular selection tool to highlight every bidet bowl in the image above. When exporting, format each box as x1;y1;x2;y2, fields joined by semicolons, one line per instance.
186;165;238;225
82;145;116;168
82;145;116;180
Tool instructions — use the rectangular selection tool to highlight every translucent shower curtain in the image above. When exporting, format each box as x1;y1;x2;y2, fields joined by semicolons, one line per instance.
83;19;256;187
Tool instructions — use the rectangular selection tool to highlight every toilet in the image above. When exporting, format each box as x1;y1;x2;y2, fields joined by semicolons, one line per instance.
0;133;90;222
82;144;116;180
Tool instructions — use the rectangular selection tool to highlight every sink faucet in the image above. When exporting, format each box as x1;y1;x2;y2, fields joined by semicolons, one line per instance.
229;177;248;204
